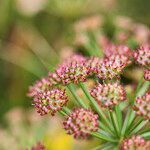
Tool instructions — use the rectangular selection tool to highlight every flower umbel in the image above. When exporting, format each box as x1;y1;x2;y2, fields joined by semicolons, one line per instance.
144;69;150;81
133;92;150;120
51;60;89;85
133;45;150;67
27;77;52;97
31;142;45;150
63;108;99;139
121;135;150;150
97;55;131;79
33;88;68;116
86;56;101;75
90;83;126;109
104;45;132;57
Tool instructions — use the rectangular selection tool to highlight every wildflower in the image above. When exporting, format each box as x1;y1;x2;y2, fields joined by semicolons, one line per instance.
133;92;150;120
90;83;126;109
60;54;87;66
97;55;131;79
74;15;103;32
51;60;89;85
27;77;52;97
103;45;132;57
144;69;150;81
121;135;150;150
63;108;99;139
86;56;101;75
31;142;45;150
33;88;68;116
133;45;150;67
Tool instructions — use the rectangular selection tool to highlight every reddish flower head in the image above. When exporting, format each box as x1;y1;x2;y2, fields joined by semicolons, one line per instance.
86;56;101;75
49;54;89;85
121;135;150;150
31;142;45;150
51;61;89;85
63;108;99;139
33;88;68;116
134;45;150;67
104;45;132;57
27;77;52;97
144;69;150;81
90;83;126;109
133;92;150;120
97;55;131;79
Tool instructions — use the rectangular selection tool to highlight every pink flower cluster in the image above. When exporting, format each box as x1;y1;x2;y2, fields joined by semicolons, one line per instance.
27;77;52;97
32;88;68;116
121;135;150;150
134;45;150;67
104;45;132;57
133;92;150;120
90;83;126;109
49;55;89;85
86;56;102;75
63;108;99;139
31;142;45;150
97;55;131;79
144;69;150;81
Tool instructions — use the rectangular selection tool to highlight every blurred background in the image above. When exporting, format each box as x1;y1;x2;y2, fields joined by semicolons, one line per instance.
0;0;149;149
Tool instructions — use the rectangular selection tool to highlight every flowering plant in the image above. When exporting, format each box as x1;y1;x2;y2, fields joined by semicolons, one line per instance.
28;43;150;149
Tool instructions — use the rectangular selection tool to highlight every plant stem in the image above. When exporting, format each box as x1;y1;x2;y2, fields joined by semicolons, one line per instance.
136;81;150;97
121;108;131;136
91;132;118;143
58;110;67;116
110;111;120;137
79;82;115;134
125;111;135;135
62;107;71;114
67;84;87;108
140;131;150;139
129;120;148;135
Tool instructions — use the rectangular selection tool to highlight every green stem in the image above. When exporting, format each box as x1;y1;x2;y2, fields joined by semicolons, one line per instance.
126;118;143;135
62;107;71;114
115;105;122;134
79;82;115;134
99;121;115;136
67;84;87;108
121;108;131;136
91;132;118;143
140;131;150;139
58;110;67;116
125;111;135;135
134;78;144;99
129;120;148;136
136;81;150;97
110;111;120;137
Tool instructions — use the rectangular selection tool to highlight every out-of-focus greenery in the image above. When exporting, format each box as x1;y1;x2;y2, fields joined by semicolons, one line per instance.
0;0;149;149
